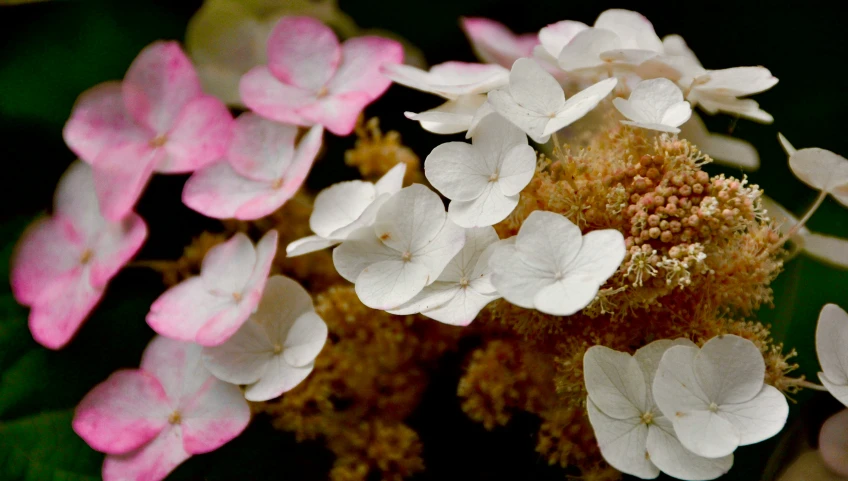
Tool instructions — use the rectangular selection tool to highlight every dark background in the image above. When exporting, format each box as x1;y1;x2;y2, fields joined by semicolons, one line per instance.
0;1;847;480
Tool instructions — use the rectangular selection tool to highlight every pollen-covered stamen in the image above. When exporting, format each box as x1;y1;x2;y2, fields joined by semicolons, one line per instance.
232;292;243;302
708;402;719;413
148;135;168;148
316;86;329;98
459;277;470;288
489;172;499;182
273;343;283;355
79;249;94;265
401;251;412;262
168;410;182;425
640;411;654;425
271;178;284;189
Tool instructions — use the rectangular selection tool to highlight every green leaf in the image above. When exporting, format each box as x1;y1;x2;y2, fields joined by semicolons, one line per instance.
0;410;102;481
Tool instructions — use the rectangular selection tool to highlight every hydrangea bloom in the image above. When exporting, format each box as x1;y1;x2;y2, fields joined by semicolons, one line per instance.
182;114;324;220
424;114;535;227
332;184;466;310
73;336;250;481
787;147;848;208
489;211;625;316
240;16;403;136
487;58;617;143
613;78;692;133
147;230;278;346
10;161;147;349
653;335;789;458
460;17;538;68
382;61;508;135
585;340;732;480
204;275;328;401
686;67;777;123
388;226;501;326
286;163;406;256
63;41;233;221
815;304;848;406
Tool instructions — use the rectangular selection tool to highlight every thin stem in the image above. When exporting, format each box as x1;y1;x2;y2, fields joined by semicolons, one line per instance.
787;189;827;239
794;379;830;392
551;131;563;158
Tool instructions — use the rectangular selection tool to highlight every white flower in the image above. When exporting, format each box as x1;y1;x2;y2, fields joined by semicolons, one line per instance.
678;114;759;171
203;276;327;402
653;334;789;458
424;114;535;228
585;340;733;480
286;163;406;257
332;184;466;310
487;58;617;143
815;304;848;407
383;61;508;135
489;210;625;316
687;67;778;123
613;78;692;133
785;144;848;209
388;226;501;326
533;20;589;66
761;196;848;269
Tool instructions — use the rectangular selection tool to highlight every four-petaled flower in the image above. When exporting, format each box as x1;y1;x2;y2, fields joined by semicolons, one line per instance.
815;304;848;407
11;161;147;349
63;41;233;221
240;16;403;136
490;210;625;316
203;275;328;401
73;336;250;481
146;230;278;346
183;113;324;220
613;78;692;133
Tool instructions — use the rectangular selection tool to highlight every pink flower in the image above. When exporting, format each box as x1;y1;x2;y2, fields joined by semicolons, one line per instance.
10;161;147;349
239;16;403;136
63;41;233;221
146;230;278;346
73;336;251;481
460;17;539;68
182;113;323;220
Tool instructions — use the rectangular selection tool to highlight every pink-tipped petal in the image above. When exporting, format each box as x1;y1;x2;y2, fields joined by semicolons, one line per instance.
159;95;233;173
123;41;203;133
89;213;148;289
73;369;170;455
297;91;370;136
182;162;277;220
266;16;341;91
63;82;151;165
460;17;538;68
102;427;190;481
92;142;161;221
327;36;403;99
28;270;104;349
239;66;314;125
53;161;104;235
228;113;297;182
200;233;257;294
194;300;255;347
10;218;84;305
139;336;205;403
146;277;233;343
179;376;251;454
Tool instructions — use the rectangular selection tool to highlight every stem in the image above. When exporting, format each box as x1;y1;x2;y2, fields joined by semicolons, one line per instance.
787;190;827;239
794;379;830;392
551;131;563;157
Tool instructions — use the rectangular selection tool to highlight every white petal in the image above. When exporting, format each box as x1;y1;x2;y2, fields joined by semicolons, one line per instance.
621;120;681;134
537;20;589;59
449;184;518;228
254;275;314;339
496;144;536;196
586;400;658;479
406;95;486;135
557;28;620;72
515;210;583;272
373;184;447;253
200;232;256;294
671;410;740;459
286;235;341;257
422;287;498;326
244;356;313;402
507;58;565;114
310;180;377;238
635;338;697;406
434;225;499;283
280;311;327;368
562;228;626;285
662;101;692;128
202;319;274;385
412;218;467;280
487;89;550;142
374;163;407;196
468;229;502;281
646;416;733;480
548;77;618;135
804;233;848;269
489;243;555;309
694;334;766;405
816;304;848;385
717;384;788;446
594;9;663;52
820;373;848;408
652;345;710;421
692;67;777;97
471;113;529;170
534;276;600;316
425;142;491;201
387;282;460;315
584;346;647;418
599;49;659;66
332;227;397;283
616;78;684;124
789;148;848;202
678;115;759;171
355;259;431;310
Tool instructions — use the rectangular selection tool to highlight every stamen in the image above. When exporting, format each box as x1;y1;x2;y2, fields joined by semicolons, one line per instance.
168;411;182;425
149;135;167;148
79;249;93;265
232;292;243;302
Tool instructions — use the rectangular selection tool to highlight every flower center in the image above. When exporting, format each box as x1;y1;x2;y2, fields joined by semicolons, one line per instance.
79;249;93;265
459;277;470;288
401;251;412;262
708;402;719;413
488;172;499;182
554;271;563;280
149;135;168;148
232;292;243;302
272;178;284;189
273;343;283;355
316;86;329;98
168;410;182;425
640;411;654;425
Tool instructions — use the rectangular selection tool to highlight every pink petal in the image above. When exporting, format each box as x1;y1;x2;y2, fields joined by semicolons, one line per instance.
139;336;204;403
460;17;538;68
266;16;341;91
200;232;257;294
228;113;297;182
239;66;314;125
89;212;148;289
146;277;234;343
123;41;203;133
62;82;151;164
73;369;169;455
182;162;278;219
28;270;104;349
244;229;279;294
158;95;233;173
92;142;162;222
297;91;370;136
179;376;251;454
194;297;256;346
327;36;403;100
102;426;190;481
10;217;84;305
53;161;104;236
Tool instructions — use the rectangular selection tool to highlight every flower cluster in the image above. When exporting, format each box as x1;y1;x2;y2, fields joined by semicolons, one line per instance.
8;3;848;481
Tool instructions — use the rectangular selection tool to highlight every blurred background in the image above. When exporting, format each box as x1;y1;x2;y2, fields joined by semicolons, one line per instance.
0;1;846;480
